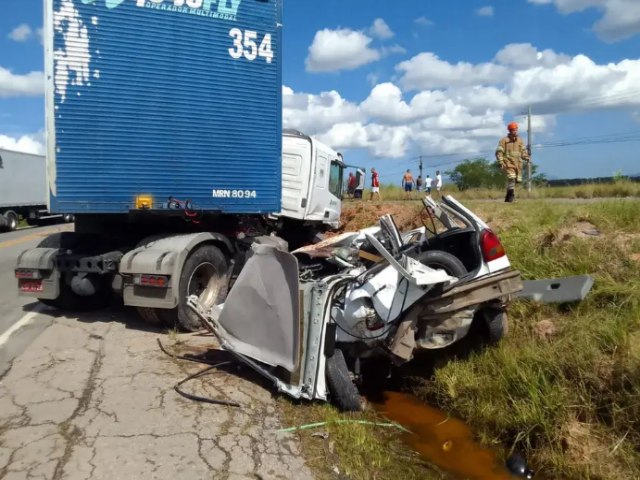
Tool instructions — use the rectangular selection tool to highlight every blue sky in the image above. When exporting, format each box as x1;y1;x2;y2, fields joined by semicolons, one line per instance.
2;0;640;182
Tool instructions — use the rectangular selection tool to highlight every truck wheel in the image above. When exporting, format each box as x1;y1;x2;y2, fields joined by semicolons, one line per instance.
37;232;80;249
2;211;18;232
417;250;467;278
136;307;164;325
326;349;363;412
36;233;111;311
161;244;229;332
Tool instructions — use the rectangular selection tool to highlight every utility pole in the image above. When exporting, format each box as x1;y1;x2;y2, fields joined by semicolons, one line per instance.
527;106;532;192
419;156;423;179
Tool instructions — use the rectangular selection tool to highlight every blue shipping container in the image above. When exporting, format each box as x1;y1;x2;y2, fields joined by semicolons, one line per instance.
46;0;282;214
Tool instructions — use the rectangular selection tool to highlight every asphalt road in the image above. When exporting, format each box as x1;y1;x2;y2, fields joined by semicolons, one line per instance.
0;224;73;377
0;225;313;479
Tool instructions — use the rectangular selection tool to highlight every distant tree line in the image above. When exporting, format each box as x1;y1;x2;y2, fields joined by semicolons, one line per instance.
546;175;640;186
445;159;640;190
445;158;548;191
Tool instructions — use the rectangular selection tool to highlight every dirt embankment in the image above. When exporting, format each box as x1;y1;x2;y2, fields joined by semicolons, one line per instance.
339;202;424;232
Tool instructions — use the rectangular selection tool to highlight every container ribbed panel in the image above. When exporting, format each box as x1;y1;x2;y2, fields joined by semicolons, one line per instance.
49;0;282;214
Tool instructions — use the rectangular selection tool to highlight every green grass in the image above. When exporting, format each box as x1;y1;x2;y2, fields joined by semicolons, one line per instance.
371;180;640;202
287;198;640;479
414;199;640;479
278;400;447;480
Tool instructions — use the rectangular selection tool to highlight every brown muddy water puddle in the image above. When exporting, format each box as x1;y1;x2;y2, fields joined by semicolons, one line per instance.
373;391;516;479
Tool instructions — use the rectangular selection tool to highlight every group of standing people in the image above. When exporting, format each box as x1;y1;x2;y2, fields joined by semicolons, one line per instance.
347;118;527;204
401;170;442;199
346;168;443;201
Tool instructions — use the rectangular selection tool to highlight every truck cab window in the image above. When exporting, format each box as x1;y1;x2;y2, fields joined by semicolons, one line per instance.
329;160;343;198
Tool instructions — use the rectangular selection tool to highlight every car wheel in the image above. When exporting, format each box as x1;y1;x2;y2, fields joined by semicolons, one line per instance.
482;307;508;344
326;349;363;412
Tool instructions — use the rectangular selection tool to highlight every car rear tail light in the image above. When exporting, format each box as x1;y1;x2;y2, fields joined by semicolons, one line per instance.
480;229;506;262
15;269;41;279
19;279;43;293
134;274;169;288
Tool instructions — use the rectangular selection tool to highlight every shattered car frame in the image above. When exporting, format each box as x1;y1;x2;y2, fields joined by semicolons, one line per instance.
189;195;523;407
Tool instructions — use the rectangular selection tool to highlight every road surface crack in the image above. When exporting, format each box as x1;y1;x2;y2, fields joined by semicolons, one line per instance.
51;338;105;480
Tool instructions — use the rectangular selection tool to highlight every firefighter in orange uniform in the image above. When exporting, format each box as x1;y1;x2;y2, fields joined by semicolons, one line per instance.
496;122;530;202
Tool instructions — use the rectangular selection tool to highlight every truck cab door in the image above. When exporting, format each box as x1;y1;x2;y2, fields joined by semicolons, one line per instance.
305;150;343;228
280;136;312;220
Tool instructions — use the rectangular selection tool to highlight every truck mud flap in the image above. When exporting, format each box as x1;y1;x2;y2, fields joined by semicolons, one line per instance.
15;247;60;299
516;275;594;303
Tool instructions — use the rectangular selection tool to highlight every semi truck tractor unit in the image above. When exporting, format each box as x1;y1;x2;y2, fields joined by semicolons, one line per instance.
13;0;348;330
16;129;346;331
0;149;73;231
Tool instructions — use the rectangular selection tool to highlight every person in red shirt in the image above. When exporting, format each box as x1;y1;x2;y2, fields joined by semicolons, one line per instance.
347;172;357;197
369;168;381;201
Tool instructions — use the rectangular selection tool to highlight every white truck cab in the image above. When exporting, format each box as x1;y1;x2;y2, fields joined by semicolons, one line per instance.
279;129;344;229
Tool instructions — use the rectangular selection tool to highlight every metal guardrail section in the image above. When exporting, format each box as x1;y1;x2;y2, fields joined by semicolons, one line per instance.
516;275;595;303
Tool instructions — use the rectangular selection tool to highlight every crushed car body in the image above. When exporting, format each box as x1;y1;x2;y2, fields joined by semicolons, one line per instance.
189;195;524;409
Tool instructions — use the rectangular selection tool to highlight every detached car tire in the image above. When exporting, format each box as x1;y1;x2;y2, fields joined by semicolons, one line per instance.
159;244;229;332
417;250;467;278
326;349;363;412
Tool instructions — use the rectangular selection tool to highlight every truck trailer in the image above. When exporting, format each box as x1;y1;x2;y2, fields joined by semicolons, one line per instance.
15;0;345;331
0;149;73;231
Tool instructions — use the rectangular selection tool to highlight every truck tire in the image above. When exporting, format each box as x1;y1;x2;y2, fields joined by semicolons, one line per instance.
417;250;467;278
36;233;112;311
160;244;229;332
326;349;363;412
2;211;18;232
136;307;164;326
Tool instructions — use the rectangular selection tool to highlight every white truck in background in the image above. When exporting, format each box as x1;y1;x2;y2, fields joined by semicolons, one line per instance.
0;149;73;232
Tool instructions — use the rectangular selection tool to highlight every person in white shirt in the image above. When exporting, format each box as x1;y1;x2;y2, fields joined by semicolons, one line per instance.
435;170;443;196
425;175;433;195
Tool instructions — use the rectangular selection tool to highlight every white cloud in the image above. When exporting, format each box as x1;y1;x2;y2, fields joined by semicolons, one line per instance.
0;67;44;97
475;6;495;17
361;83;414;123
305;28;380;72
528;0;640;42
8;24;33;42
414;16;434;26
494;43;571;69
507;55;640;114
396;52;508;90
0;132;45;154
369;18;394;39
286;42;640;160
283;86;364;134
380;44;407;56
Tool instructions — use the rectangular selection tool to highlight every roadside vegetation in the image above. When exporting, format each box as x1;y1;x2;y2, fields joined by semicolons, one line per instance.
283;197;640;479
364;179;640;202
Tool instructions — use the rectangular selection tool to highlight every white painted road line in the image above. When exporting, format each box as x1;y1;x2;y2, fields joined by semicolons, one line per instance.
0;303;46;348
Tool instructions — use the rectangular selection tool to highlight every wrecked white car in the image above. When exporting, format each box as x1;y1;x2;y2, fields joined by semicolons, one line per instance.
189;196;523;411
